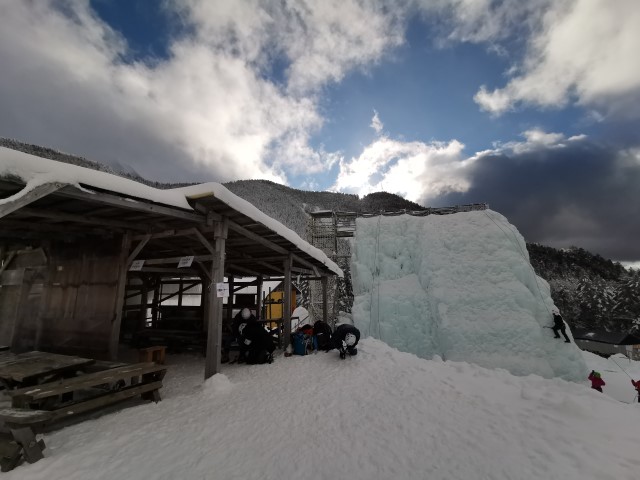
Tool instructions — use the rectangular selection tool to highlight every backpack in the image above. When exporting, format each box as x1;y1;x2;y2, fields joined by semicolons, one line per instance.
313;321;333;351
292;332;313;356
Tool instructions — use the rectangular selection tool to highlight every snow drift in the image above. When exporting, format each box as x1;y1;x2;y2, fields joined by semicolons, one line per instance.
350;210;587;381
10;342;639;480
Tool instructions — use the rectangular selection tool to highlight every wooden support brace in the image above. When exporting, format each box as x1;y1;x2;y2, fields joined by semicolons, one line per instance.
10;427;44;464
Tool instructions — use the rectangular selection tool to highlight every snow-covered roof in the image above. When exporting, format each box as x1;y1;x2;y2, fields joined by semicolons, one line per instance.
0;146;342;277
573;329;640;345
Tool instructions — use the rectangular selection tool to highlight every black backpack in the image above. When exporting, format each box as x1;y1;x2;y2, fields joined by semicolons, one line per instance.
313;321;333;351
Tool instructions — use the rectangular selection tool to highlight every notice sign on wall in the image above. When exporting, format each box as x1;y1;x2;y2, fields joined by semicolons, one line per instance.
129;259;145;271
178;255;194;268
216;282;229;298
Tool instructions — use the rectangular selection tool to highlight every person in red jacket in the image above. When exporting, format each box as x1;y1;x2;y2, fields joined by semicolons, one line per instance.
631;379;640;402
588;370;605;392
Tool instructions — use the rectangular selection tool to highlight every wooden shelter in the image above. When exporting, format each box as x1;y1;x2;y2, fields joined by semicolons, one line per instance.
0;149;342;378
573;329;640;359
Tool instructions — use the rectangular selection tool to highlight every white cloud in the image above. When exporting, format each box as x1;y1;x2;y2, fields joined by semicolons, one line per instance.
491;128;580;154
370;110;384;135
472;0;640;118
171;0;406;94
332;127;590;205
0;0;407;183
420;0;550;45
331;136;470;204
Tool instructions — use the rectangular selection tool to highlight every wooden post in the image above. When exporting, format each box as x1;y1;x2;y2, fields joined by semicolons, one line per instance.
139;276;149;331
283;255;292;349
151;278;160;329
201;272;210;342
256;275;263;318
227;276;234;325
109;232;131;360
322;276;328;324
204;218;228;380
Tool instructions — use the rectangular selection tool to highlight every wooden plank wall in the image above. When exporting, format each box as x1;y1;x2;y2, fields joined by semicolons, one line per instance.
0;239;121;359
0;249;46;349
41;241;120;359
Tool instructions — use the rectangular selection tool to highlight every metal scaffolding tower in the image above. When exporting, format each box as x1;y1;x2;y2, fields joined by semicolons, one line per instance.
307;211;356;325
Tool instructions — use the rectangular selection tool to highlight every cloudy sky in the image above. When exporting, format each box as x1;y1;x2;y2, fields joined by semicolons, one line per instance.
1;0;639;264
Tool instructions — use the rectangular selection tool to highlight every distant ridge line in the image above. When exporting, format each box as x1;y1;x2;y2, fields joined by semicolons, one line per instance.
311;203;489;219
359;203;489;217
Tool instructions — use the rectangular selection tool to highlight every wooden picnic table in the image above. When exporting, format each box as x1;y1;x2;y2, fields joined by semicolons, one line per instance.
0;358;167;471
0;351;95;389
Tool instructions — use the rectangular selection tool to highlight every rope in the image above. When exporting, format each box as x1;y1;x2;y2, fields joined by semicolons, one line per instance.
609;356;634;380
368;214;383;339
375;214;382;339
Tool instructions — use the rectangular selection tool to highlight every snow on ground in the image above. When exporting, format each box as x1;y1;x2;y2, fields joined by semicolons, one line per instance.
351;211;587;381
9;343;640;480
582;351;640;404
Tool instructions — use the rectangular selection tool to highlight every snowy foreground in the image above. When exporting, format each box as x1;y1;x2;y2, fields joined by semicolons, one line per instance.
10;341;640;480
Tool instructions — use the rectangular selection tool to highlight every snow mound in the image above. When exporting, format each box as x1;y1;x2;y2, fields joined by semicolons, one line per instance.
350;210;587;380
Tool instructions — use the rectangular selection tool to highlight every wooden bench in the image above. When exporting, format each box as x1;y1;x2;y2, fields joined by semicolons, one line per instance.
138;345;166;364
0;362;167;470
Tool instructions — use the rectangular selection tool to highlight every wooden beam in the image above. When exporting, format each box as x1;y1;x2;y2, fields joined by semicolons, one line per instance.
138;267;201;274
195;260;212;282
127;234;151;266
256;260;284;274
17;207;146;231
142;254;214;266
227;221;288;255
109;232;131;360
0;218;112;236
256;275;263;320
205;218;228;379
190;201;223;223
131;226;215;241
158;281;200;303
226;255;288;264
0;251;16;275
322;276;328;324
0;182;64;219
226;263;262;277
58;185;207;223
227;219;323;274
192;229;216;256
227;276;234;325
283;255;292;350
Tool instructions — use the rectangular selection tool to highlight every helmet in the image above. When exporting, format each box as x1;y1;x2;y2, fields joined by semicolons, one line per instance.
552;307;559;315
241;308;251;320
344;333;357;347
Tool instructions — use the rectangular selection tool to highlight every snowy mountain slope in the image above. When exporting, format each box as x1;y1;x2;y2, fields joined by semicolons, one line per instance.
10;342;640;480
351;210;588;381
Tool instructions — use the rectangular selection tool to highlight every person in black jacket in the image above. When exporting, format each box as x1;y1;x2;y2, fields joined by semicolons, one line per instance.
242;320;275;364
332;324;360;359
551;308;571;343
232;308;256;363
